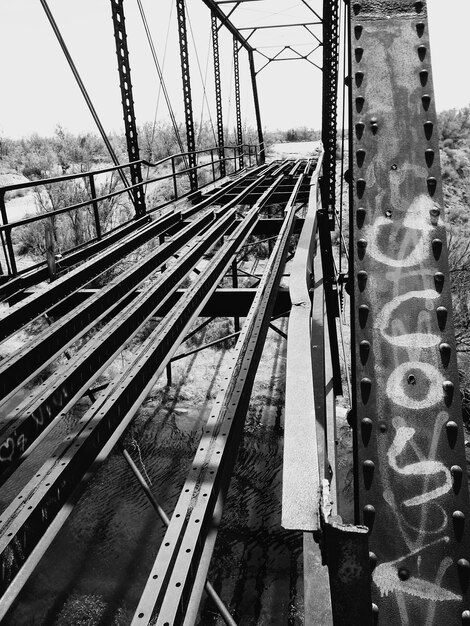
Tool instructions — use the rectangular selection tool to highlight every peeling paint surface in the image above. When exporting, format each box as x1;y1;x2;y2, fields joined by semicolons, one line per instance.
351;3;470;623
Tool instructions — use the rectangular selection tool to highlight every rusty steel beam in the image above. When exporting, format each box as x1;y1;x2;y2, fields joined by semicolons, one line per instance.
0;192;274;608
110;0;146;216
0;208;242;481
0;168;275;405
176;0;198;192
321;0;339;229
131;169;305;625
211;12;226;177
350;1;470;623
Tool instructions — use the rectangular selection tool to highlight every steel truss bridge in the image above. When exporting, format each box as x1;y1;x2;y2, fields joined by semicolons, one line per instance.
0;1;469;624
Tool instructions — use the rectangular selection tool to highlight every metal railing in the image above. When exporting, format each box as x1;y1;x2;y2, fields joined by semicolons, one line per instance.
0;142;260;278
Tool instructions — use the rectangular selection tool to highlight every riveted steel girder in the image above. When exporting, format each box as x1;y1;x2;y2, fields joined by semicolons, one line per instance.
322;0;339;229
110;0;146;216
349;1;470;623
248;50;265;164
176;0;198;192
211;13;226;177
233;39;244;168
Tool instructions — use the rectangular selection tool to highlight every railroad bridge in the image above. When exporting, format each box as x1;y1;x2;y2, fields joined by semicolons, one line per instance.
0;1;469;624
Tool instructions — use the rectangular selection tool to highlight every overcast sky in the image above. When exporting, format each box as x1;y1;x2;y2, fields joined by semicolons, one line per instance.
0;0;469;139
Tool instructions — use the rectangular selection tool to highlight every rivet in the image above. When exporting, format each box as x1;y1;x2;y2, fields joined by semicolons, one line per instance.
363;503;375;528
360;339;370;364
443;380;454;403
357;270;368;291
424;120;433;139
344;75;351;87
436;306;447;330
439;342;451;366
391;163;397;171
432;238;442;259
425;148;435;167
352;2;362;14
458;560;470;592
434;271;445;292
452;465;463;492
363;460;373;486
429;206;440;225
369;552;378;570
379;422;387;433
357;207;366;227
407;374;416;385
356;122;365;139
446;421;458;447
356;96;365;112
361;377;372;403
427;176;437;196
414;1;424;12
359;304;369;328
355;47;364;62
346;409;356;428
371;604;379;618
462;609;470;624
416;22;425;37
357;178;366;197
356;149;366;167
453;511;465;541
356;71;364;87
398;568;410;580
357;238;367;260
418;44;427;61
361;417;373;444
385;209;392;218
422;94;431;110
355;25;363;39
419;69;429;86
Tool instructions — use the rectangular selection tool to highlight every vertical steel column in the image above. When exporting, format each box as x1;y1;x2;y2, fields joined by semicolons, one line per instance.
350;1;470;624
248;49;265;164
233;38;244;169
321;0;339;229
176;0;198;192
110;0;146;217
212;13;226;178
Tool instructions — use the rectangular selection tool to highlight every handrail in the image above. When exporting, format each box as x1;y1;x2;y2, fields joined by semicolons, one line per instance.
0;143;259;195
0;142;260;277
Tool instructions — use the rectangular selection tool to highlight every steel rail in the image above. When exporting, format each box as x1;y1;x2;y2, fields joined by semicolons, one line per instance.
120;446;237;626
0;180;283;605
0;164;274;343
0;210;179;342
131;168;306;625
0;168;277;404
0;206;242;480
0;163;268;298
0;215;150;302
0;212;212;403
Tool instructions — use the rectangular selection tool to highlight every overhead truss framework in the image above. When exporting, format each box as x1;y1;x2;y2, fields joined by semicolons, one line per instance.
201;0;325;73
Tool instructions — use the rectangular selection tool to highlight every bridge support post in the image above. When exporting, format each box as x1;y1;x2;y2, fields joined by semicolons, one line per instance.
233;39;244;169
349;1;470;623
248;50;265;164
110;0;146;217
211;13;226;178
176;0;198;192
321;0;340;229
